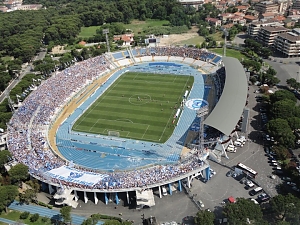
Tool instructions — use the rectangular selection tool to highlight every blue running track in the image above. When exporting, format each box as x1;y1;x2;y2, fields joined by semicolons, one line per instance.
8;201;103;225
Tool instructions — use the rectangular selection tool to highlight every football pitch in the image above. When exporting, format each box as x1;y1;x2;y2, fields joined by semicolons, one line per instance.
72;72;194;143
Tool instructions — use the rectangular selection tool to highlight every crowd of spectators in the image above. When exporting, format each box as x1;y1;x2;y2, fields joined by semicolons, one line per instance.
213;67;226;100
7;48;211;191
137;46;217;63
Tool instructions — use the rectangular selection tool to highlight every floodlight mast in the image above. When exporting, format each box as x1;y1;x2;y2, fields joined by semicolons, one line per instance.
223;29;229;57
196;105;209;151
103;29;110;53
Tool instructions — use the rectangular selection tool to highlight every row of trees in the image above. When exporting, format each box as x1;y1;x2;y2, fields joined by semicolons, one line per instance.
0;0;193;63
244;38;272;59
194;194;300;225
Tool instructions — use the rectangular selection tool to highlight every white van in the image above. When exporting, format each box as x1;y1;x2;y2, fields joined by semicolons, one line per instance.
234;141;243;147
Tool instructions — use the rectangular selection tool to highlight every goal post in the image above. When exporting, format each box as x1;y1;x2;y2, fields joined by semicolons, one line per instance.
108;130;120;137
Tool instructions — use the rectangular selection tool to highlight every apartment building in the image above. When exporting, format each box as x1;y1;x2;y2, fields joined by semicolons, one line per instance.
247;20;284;37
274;29;300;57
292;0;300;10
257;26;290;46
255;1;279;14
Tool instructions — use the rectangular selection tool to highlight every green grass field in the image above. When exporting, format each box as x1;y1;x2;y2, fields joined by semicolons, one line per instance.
78;19;169;38
78;26;100;38
73;72;194;143
210;48;248;61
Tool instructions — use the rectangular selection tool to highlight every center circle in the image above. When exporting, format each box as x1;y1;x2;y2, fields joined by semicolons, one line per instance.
129;94;151;105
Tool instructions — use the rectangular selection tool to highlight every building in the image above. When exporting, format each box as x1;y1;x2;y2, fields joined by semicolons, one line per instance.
16;4;42;10
178;0;203;9
244;15;259;23
257;26;290;46
274;29;300;57
255;1;279;14
292;0;300;10
205;17;222;26
113;34;134;46
247;20;284;37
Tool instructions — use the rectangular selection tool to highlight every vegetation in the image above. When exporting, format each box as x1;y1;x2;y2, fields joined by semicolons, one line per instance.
194;210;215;225
73;72;194;143
223;198;266;224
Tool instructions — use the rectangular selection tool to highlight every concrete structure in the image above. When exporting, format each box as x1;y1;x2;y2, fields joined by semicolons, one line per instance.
254;1;279;14
274;29;300;57
247;20;284;37
257;26;290;46
178;0;203;9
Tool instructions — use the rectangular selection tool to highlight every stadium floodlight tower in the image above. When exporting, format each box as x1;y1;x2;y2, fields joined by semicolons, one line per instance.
103;28;111;54
223;28;229;57
196;105;209;151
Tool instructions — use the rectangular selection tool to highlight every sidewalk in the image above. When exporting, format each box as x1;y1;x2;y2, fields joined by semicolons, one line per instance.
7;201;103;225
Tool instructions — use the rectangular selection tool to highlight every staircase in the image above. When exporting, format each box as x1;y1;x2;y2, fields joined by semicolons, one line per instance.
128;46;137;64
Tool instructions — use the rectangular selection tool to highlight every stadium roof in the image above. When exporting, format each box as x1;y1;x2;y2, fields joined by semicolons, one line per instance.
203;57;248;136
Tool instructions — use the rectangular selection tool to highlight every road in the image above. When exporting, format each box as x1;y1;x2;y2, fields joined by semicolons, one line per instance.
0;49;46;103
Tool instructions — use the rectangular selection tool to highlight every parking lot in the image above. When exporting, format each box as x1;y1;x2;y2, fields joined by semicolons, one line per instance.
188;84;284;218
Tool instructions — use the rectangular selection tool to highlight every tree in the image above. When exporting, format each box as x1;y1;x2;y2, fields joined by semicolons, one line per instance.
0;185;18;212
286;78;297;89
60;206;72;225
223;198;265;224
267;119;295;148
194;210;215;225
271;99;296;119
270;194;300;222
19;189;37;204
8;163;29;184
270;90;297;104
0;150;12;169
287;117;300;131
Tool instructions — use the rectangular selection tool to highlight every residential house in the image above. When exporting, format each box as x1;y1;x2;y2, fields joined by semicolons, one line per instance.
244;15;259;23
113;34;134;46
255;1;279;14
235;5;250;13
259;12;276;20
205;17;222;26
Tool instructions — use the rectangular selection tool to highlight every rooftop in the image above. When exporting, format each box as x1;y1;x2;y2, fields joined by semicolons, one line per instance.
277;32;300;42
261;26;290;32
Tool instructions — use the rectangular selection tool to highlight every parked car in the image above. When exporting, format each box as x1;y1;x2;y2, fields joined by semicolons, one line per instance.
226;171;233;177
257;193;270;203
282;177;291;181
250;198;259;204
197;200;204;208
287;182;296;187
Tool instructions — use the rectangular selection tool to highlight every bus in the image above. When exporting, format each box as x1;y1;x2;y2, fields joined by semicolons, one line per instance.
236;163;258;179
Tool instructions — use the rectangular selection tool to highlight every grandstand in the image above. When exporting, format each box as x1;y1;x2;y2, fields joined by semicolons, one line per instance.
6;46;248;208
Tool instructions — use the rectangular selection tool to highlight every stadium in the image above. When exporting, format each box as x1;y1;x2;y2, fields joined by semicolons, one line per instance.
7;46;248;208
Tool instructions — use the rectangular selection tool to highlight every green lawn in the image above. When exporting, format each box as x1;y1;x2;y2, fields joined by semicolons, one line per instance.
210;48;248;61
78;26;100;38
119;19;169;34
73;72;194;143
0;210;51;225
179;36;205;46
78;19;169;38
